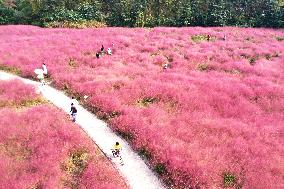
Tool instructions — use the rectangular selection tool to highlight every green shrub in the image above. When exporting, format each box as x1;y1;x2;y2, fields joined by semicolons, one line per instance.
154;163;167;175
223;172;237;187
0;64;21;75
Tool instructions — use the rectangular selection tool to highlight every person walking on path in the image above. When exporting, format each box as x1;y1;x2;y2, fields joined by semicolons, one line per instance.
70;103;77;122
112;142;124;165
112;142;122;157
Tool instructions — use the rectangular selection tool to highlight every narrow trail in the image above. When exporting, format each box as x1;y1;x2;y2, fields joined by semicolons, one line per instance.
0;71;166;189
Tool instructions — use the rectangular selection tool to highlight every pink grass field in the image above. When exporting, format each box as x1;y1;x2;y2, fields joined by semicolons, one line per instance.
0;25;284;188
0;79;129;189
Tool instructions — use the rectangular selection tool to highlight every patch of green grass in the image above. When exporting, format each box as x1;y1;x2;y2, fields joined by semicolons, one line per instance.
197;63;212;72
191;35;207;42
223;172;237;187
0;98;47;109
137;97;160;107
0;64;22;75
20;98;48;107
275;36;284;41
191;34;216;42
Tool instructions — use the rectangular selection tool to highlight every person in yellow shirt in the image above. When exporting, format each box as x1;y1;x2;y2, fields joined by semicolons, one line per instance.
112;142;122;157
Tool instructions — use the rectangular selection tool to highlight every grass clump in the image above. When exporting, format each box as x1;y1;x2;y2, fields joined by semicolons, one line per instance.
223;172;237;187
197;63;212;72
68;58;78;68
246;55;259;65
116;129;134;142
61;148;89;189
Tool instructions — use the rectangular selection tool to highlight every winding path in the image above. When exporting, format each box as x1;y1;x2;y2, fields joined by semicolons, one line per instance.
0;71;166;189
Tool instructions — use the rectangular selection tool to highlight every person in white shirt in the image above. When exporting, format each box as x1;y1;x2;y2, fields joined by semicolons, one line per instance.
107;48;112;55
42;63;47;75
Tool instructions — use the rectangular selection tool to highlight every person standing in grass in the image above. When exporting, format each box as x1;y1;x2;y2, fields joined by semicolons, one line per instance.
96;52;100;59
163;63;169;70
70;103;77;122
107;48;112;55
101;45;105;55
207;34;211;41
223;34;227;41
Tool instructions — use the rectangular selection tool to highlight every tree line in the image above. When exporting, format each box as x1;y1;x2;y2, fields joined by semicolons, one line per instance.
1;0;283;28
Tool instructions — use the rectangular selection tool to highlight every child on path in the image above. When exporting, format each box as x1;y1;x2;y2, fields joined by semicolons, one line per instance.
112;142;124;165
112;142;122;158
96;52;100;59
70;103;77;122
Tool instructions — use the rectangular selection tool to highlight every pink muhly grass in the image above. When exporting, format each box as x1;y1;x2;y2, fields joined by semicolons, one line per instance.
0;25;283;188
0;80;129;189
